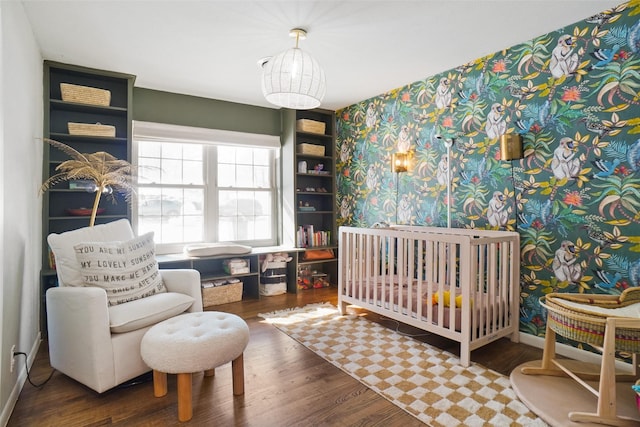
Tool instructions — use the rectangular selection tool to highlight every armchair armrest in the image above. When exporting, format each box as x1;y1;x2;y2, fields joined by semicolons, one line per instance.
160;269;203;312
46;286;115;392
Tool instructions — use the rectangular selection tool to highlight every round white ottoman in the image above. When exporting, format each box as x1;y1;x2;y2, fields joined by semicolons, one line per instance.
141;312;250;422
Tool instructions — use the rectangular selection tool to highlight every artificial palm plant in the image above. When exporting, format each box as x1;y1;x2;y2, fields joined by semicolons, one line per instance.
40;138;135;227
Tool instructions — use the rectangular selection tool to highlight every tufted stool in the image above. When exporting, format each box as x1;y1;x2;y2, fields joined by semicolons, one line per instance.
140;312;250;422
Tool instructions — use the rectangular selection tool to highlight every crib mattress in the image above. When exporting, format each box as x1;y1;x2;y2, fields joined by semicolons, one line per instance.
343;277;496;331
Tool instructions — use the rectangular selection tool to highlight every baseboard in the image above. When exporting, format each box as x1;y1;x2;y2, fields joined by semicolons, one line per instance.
519;331;634;372
0;334;41;427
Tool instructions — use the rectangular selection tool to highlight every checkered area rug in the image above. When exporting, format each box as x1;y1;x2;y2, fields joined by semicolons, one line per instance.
259;303;546;427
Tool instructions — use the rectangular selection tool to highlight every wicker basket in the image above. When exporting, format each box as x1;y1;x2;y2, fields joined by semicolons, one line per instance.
60;83;111;106
202;281;243;307
540;293;640;353
297;143;325;156
68;122;116;137
296;119;326;135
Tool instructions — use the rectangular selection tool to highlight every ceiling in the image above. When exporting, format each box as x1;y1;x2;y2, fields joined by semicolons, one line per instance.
21;0;623;111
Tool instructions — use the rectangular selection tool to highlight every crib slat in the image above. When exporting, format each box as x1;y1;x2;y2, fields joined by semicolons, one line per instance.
425;239;434;325
372;234;379;305
470;243;479;340
498;241;506;329
408;238;414;315
416;239;424;319
356;232;362;300
396;236;404;313
483;243;491;337
459;238;472;366
437;240;446;328
448;241;457;332
489;242;498;334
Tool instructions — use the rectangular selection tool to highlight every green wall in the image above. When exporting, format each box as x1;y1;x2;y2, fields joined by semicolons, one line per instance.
133;87;282;136
336;1;640;346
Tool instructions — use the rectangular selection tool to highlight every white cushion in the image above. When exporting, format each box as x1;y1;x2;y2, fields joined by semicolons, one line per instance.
183;242;252;257
108;292;195;333
558;299;640;318
74;232;166;306
140;312;250;373
48;219;135;287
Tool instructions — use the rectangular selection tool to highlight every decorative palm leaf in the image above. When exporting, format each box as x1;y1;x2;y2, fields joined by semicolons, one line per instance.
40;138;136;227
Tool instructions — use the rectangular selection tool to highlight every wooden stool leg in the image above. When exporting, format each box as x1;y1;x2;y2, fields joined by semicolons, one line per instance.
204;368;215;377
232;353;244;396
177;372;192;422
153;370;167;397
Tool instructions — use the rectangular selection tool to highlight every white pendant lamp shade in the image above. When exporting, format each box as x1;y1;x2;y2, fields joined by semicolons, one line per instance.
261;29;326;110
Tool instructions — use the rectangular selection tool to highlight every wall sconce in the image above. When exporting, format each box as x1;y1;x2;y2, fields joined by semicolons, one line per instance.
500;134;524;231
500;134;524;161
392;152;410;173
392;152;410;224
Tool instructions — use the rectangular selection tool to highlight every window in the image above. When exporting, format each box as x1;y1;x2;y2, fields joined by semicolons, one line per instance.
133;121;280;254
217;146;273;241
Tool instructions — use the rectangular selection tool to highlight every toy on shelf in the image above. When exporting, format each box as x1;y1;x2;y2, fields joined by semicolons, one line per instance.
297;266;330;290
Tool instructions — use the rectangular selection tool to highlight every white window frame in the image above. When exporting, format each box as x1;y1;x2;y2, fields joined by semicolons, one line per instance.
133;121;281;254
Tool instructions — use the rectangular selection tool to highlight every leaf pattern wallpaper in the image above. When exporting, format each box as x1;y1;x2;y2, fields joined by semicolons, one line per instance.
335;1;640;341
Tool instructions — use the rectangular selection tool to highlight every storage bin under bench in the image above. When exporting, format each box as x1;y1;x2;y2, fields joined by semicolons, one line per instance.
201;280;243;307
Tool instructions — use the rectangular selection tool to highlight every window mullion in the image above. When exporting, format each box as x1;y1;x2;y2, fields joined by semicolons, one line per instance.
205;146;218;242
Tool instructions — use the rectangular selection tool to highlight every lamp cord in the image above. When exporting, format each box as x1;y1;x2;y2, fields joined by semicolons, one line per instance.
14;352;56;388
446;145;451;228
511;159;519;231
395;172;399;224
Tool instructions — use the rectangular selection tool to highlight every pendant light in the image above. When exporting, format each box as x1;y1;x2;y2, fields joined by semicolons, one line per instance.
261;28;326;110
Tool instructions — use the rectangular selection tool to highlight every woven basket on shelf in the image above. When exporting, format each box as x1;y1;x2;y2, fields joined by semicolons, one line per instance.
68;122;116;137
60;83;111;106
540;292;640;353
201;281;243;307
297;143;325;156
296;119;326;135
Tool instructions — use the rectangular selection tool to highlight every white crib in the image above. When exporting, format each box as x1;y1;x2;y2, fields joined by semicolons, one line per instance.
338;225;521;367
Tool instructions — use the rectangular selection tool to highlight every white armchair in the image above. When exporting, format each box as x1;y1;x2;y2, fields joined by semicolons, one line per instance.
46;219;203;393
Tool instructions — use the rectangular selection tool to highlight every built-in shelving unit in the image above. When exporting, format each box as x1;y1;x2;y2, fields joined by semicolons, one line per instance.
41;61;135;333
157;246;302;304
284;108;338;290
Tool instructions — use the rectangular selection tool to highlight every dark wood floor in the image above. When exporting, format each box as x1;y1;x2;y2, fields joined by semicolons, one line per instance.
8;287;543;426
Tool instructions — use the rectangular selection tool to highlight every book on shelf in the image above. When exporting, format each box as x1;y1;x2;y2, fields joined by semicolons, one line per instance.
296;225;331;248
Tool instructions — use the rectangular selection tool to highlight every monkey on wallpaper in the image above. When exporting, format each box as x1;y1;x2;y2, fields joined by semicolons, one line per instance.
551;137;580;179
435;77;452;109
397;125;411;152
552;240;582;283
549;34;579;78
365;102;377;128
397;194;412;224
340;197;351;220
339;143;350;163
485;103;506;139
486;191;508;227
366;164;378;190
436;154;449;186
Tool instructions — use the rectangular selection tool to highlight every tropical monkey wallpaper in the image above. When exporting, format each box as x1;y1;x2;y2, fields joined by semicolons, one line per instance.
335;1;640;341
